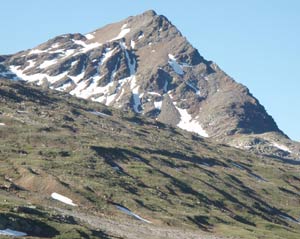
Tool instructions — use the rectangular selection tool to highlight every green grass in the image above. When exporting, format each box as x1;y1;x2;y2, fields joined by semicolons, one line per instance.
1;79;300;238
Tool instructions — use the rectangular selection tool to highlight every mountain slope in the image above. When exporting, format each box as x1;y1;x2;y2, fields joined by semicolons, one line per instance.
1;10;299;160
1;78;300;238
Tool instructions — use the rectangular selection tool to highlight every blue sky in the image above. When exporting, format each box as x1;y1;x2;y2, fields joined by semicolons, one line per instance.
1;0;299;141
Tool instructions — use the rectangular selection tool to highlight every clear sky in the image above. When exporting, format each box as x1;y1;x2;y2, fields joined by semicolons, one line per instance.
1;0;299;141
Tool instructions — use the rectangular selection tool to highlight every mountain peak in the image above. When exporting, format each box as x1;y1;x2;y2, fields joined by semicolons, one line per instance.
78;10;178;49
1;11;299;159
141;9;157;17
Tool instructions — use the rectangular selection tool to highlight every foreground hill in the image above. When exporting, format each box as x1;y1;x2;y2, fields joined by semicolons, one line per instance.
0;78;300;238
0;10;299;159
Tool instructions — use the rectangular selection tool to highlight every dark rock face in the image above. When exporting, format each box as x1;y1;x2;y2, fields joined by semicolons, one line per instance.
0;10;298;158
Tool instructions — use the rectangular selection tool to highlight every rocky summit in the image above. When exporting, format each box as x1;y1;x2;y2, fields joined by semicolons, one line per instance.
0;10;299;159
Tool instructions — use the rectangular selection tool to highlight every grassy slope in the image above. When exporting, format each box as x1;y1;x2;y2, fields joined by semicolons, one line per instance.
0;79;300;239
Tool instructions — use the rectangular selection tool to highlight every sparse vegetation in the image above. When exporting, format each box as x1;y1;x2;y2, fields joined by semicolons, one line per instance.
0;79;300;238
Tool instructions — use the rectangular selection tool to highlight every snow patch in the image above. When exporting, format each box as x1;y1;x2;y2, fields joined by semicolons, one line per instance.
85;33;95;40
119;41;127;50
71;60;78;67
130;76;141;113
115;88;125;102
9;65;68;84
46;72;69;84
126;53;136;76
130;40;136;49
138;33;144;40
163;78;168;92
231;143;252;150
51;43;60;49
73;40;101;53
100;48;116;64
48;48;75;59
186;81;200;95
115;205;151;223
129;81;140;113
51;192;77;206
0;229;27;237
111;26;130;41
70;48;114;98
61;49;75;57
39;59;58;69
69;71;85;84
119;43;141;113
75;78;120;104
57;81;73;91
89;111;110;117
106;93;118;105
0;68;18;80
154;101;162;110
168;54;184;75
175;106;208;137
272;142;292;153
132;91;141;112
168;92;174;99
69;73;93;97
0;123;6;126
148;92;161;96
29;49;46;55
24;60;36;71
69;47;118;102
110;59;119;82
